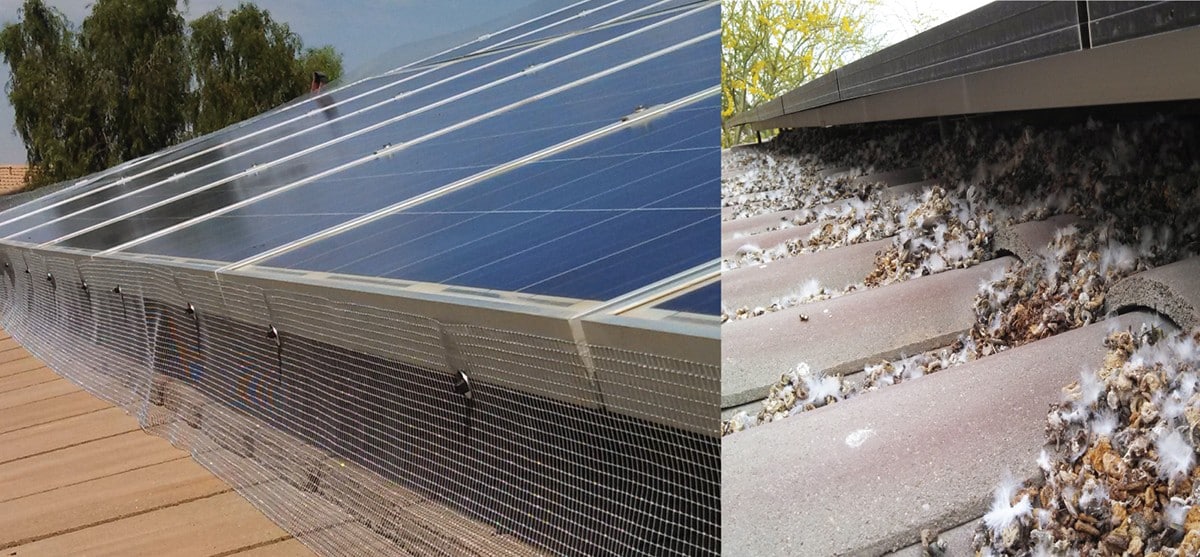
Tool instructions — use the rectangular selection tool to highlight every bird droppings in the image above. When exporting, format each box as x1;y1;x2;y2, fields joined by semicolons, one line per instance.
845;428;875;448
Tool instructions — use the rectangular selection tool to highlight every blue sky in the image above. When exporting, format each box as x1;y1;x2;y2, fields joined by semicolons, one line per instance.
0;0;552;163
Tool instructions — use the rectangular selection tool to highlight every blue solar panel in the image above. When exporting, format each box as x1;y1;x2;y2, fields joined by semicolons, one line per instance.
260;96;718;301
2;50;524;242
2;1;719;309
11;19;715;242
417;0;697;66
653;282;719;315
106;15;716;279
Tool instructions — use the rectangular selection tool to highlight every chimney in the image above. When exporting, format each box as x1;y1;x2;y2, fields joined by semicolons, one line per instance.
310;71;329;93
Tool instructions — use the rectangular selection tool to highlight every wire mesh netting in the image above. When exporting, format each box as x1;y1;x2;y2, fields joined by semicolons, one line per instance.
0;247;720;556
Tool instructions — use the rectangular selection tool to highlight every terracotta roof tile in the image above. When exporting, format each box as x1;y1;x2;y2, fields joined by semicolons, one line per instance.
0;165;29;195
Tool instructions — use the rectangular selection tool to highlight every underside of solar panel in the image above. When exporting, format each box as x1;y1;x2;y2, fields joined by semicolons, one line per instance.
0;2;720;555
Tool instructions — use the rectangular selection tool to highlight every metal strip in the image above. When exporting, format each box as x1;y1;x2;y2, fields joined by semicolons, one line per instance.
752;23;1200;129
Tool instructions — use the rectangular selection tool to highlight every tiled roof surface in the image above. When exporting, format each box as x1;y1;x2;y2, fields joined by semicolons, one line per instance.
0;165;29;195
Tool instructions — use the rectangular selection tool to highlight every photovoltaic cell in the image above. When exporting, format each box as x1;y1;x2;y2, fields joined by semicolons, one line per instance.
259;96;718;302
113;23;715;276
653;282;719;315
414;0;698;67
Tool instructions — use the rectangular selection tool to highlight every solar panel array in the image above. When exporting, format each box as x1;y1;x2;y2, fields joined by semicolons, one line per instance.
0;1;720;555
728;1;1200;129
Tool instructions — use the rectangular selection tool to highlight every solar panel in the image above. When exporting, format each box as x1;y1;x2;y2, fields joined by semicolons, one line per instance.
230;98;716;301
0;2;719;555
17;7;715;261
411;0;700;68
653;281;720;315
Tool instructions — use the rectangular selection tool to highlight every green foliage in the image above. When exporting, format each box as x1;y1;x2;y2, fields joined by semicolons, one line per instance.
299;45;343;92
82;0;191;162
721;0;881;147
0;0;345;189
190;4;343;135
0;1;103;187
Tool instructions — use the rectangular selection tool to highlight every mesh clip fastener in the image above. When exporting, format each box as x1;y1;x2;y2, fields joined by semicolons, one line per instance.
267;325;284;385
186;303;203;353
453;369;473;401
453;369;475;432
112;286;126;318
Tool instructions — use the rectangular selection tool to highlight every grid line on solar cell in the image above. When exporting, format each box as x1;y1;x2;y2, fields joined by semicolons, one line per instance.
387;0;602;72
19;5;710;249
88;22;718;258
396;0;688;72
417;0;704;69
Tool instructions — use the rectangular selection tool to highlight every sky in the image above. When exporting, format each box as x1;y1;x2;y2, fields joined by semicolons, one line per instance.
0;0;549;164
0;0;992;165
867;0;991;53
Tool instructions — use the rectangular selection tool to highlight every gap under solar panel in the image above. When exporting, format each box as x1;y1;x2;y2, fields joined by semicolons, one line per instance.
99;13;716;263
652;281;719;315
256;94;717;302
34;7;710;251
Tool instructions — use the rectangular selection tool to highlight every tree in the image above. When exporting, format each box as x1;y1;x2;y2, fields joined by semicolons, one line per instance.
0;1;105;187
190;4;343;135
721;0;881;147
298;45;343;92
1;0;345;189
81;0;191;163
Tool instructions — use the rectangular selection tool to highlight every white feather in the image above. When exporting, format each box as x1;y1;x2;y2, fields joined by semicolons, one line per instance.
803;374;842;405
1091;410;1118;438
795;278;823;301
983;476;1032;533
1155;429;1195;480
